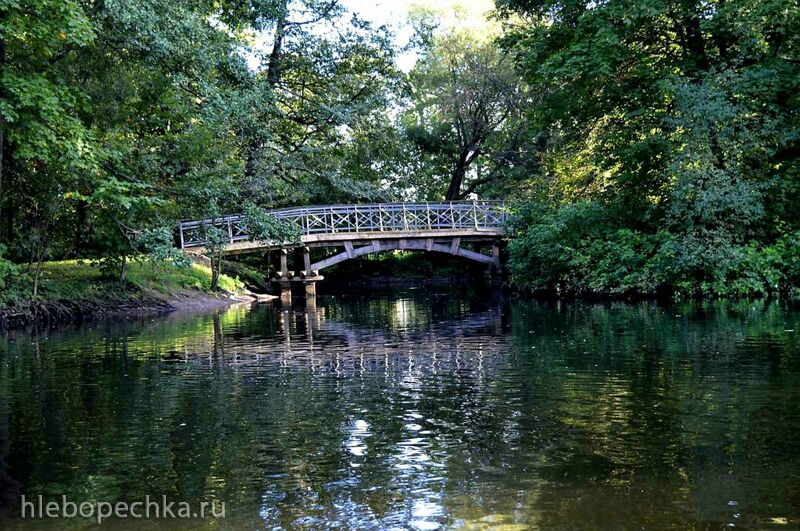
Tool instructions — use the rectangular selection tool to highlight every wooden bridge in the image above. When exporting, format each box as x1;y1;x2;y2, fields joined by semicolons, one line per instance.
179;202;507;304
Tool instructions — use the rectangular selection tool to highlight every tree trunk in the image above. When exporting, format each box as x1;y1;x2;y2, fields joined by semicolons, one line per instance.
446;152;469;200
119;253;127;282
266;0;288;87
0;36;6;239
679;0;708;73
210;249;222;291
712;0;730;62
4;177;12;244
75;200;91;255
32;247;44;299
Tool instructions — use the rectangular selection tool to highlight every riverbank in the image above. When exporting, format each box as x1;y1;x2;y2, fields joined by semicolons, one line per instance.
0;260;261;329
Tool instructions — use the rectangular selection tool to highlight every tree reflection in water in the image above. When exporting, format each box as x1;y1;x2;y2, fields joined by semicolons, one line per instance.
1;290;800;529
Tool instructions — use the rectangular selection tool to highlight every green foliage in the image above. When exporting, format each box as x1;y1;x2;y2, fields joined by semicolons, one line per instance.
242;204;301;245
509;201;800;297
395;11;525;200
508;202;666;295
32;259;243;304
130;228;189;268
0;249;29;305
2;0;800;301
501;0;800;298
0;0;398;279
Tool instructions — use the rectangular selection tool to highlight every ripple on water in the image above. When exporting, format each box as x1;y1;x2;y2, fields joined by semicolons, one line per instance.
3;293;800;529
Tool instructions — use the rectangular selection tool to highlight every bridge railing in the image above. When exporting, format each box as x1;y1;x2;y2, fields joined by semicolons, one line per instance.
179;201;507;249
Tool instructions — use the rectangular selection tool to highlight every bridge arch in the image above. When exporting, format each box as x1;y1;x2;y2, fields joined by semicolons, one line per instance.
308;238;495;272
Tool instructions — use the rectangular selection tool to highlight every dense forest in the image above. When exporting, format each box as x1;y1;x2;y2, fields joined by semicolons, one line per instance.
1;0;799;301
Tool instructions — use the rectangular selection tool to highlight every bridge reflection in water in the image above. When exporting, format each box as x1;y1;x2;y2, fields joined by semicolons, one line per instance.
178;202;508;305
191;294;507;379
7;291;800;528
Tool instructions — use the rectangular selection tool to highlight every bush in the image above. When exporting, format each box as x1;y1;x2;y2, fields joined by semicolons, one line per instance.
507;200;607;292
0;255;30;305
659;230;798;298
508;201;800;299
567;229;667;295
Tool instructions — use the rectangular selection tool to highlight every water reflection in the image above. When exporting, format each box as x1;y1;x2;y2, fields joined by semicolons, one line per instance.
0;291;800;529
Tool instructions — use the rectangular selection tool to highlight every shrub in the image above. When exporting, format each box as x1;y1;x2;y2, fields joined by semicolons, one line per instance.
0;254;30;305
508;201;800;298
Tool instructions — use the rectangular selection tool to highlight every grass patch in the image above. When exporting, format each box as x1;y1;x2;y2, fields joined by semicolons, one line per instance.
124;261;244;296
32;259;244;305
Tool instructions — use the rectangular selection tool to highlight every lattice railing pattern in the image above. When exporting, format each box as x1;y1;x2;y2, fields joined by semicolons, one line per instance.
179;202;507;249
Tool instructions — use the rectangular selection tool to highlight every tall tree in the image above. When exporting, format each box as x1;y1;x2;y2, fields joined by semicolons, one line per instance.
0;0;97;273
399;8;524;200
0;0;400;284
238;0;399;205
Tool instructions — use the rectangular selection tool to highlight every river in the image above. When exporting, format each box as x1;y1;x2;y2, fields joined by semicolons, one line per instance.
1;287;799;529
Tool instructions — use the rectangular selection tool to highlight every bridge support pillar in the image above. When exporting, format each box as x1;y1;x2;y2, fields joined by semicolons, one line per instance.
304;280;317;310
492;241;501;272
302;274;322;309
277;280;292;306
280;249;289;276
301;247;320;309
490;241;502;286
272;248;294;306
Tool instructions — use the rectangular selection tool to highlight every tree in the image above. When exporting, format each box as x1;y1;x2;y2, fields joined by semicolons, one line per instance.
499;0;800;296
399;7;524;200
0;0;401;284
0;0;97;247
227;0;399;206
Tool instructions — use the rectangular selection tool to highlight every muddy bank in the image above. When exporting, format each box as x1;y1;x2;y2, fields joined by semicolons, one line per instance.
0;291;274;331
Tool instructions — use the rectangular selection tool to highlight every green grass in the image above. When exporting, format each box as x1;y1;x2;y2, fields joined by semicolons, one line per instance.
33;259;245;306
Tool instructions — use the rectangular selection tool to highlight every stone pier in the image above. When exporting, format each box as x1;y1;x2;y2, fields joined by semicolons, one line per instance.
272;247;322;308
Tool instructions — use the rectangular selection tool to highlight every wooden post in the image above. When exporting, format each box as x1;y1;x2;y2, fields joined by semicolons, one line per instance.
305;281;317;310
303;246;311;274
273;248;293;306
426;202;431;229
304;275;320;310
492;240;501;272
305;281;316;298
279;281;292;306
280;248;289;277
491;240;502;287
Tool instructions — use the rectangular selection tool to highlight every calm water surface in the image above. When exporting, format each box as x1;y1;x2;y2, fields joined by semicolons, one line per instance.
1;287;800;529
